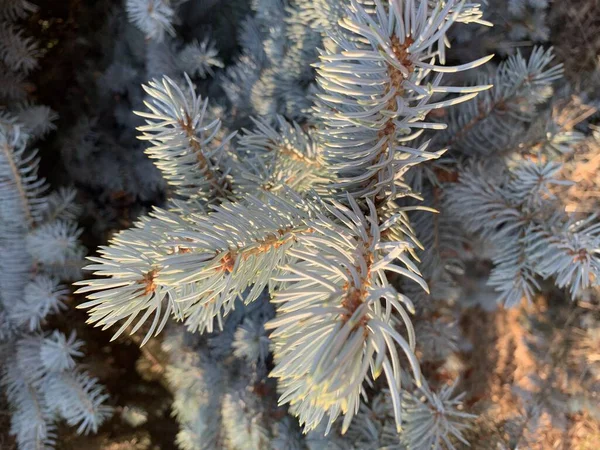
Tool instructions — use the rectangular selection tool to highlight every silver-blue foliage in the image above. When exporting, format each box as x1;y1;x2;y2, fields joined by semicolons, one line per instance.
0;6;112;448
75;0;497;443
69;0;600;448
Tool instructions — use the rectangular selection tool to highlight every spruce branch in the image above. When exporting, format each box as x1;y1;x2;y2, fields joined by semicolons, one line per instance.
39;331;84;373
44;370;112;435
26;220;84;266
526;219;600;298
0;7;110;448
0;21;39;73
232;316;270;365
440;46;564;155
126;0;176;42
0;120;47;227
401;382;476;450
74;215;178;346
2;364;57;450
12;103;58;140
268;197;425;434
76;193;313;340
314;0;492;204
72;1;512;440
178;38;224;79
447;161;600;305
136;74;236;201
10;276;68;331
156;193;315;333
235;116;329;197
